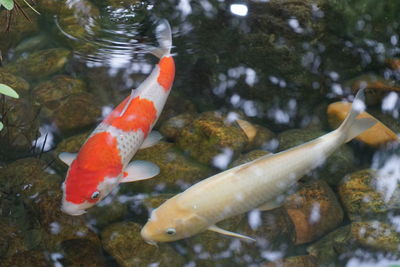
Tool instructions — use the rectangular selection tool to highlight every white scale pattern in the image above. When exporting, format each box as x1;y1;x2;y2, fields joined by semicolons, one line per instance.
89;122;145;166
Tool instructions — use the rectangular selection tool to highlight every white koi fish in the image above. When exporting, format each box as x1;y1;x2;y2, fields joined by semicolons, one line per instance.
58;20;175;216
141;89;376;243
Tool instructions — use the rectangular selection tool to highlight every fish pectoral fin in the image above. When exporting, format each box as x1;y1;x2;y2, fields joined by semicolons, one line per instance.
58;152;77;166
208;225;256;242
140;131;162;149
122;160;160;183
256;199;283;211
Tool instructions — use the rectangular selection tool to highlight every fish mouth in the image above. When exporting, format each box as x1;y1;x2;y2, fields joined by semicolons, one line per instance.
61;201;87;216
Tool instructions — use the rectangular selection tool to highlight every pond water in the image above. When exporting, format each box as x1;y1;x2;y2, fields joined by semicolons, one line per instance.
0;0;400;266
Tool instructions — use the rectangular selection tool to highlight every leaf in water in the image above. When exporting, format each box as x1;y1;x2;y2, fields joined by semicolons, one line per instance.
0;0;14;10
0;83;19;98
0;121;3;131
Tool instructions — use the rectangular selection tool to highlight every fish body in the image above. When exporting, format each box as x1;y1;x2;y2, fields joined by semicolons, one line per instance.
141;89;376;243
59;20;175;216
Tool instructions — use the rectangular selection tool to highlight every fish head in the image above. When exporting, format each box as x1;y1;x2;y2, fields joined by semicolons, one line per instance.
141;198;208;243
61;160;120;216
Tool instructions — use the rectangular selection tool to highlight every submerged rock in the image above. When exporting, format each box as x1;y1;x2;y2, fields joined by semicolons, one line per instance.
4;48;71;80
0;68;30;96
61;239;106;267
52;92;101;133
236;119;275;151
159;113;193;140
33;75;87;104
176;111;248;165
338;169;400;221
284;180;344;244
308;221;400;266
0;97;40;155
0;251;50;267
120;141;212;194
277;128;356;185
327;102;399;147
101;221;185;267
229;150;271;168
263;255;318;267
0;8;39;55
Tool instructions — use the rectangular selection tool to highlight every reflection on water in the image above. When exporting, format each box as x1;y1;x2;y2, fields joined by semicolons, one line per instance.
0;0;400;266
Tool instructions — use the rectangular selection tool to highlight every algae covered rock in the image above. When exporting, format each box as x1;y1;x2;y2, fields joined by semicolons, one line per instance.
277;128;355;185
159;113;193;140
0;8;39;55
338;169;400;221
284;180;344;244
0;251;50;267
4;48;71;79
308;221;400;266
229;150;271;168
61;239;106;267
33;75;87;104
0;68;30;95
101;221;185;267
263;255;318;267
0;98;40;156
86;200;130;230
53;92;101;133
176;111;248;165
236;119;275;151
121;141;212;194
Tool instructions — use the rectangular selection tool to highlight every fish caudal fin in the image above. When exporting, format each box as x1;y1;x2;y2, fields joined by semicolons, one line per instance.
337;88;377;143
147;19;172;58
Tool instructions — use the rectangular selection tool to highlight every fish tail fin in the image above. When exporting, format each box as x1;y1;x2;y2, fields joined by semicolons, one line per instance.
147;19;172;58
337;88;377;143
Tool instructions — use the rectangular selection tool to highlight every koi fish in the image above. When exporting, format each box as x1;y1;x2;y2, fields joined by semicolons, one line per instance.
141;89;376;243
59;20;175;216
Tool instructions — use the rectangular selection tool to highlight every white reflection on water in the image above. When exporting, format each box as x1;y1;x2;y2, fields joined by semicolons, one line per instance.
373;155;400;203
248;209;262;230
178;0;192;18
230;4;248;17
347;256;400;267
213;148;233;169
382;92;399;118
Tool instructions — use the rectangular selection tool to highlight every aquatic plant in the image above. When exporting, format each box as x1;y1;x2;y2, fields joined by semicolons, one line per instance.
0;0;40;31
0;83;19;131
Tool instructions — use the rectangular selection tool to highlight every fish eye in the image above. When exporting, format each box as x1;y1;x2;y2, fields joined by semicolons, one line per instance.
165;228;176;235
91;191;100;200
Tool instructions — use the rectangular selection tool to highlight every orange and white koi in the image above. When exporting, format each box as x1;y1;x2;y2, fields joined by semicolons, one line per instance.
59;20;175;216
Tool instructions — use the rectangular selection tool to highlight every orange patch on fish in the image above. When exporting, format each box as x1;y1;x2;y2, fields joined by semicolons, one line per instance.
66;132;123;204
105;96;157;135
157;56;175;91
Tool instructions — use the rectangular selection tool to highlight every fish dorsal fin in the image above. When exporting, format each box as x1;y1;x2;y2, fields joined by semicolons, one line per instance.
140;131;162;149
208;225;256;242
256;199;283;211
236;119;257;142
120;89;138;117
122;160;160;183
58;152;77;166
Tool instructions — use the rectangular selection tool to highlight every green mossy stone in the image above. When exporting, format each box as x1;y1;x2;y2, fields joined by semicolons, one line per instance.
338;169;400;221
61;239;106;267
0;251;50;267
121;141;213;194
159;113;193;140
87;200;130;230
0;98;40;154
229;150;271;168
33;75;87;104
263;255;318;267
277;128;355;185
4;48;71;80
0;8;39;55
101;221;185;267
308;221;400;266
52;92;101;133
0;68;30;95
176;111;248;165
